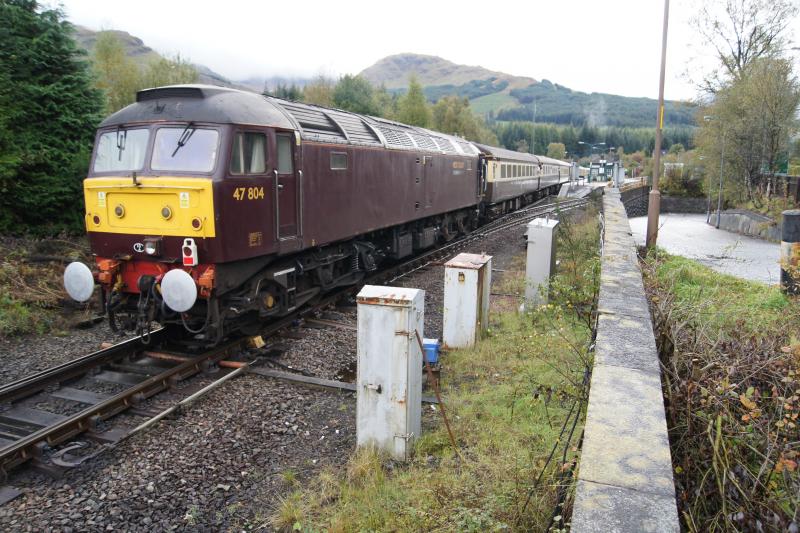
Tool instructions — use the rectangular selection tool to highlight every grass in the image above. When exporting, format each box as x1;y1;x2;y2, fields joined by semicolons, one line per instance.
265;206;600;532
469;91;519;115
0;236;93;338
646;253;791;337
643;250;800;532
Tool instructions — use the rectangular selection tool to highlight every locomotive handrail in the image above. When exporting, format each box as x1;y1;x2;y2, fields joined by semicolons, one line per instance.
85;184;206;191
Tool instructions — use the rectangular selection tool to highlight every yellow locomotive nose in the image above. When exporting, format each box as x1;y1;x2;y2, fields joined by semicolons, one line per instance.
83;177;215;237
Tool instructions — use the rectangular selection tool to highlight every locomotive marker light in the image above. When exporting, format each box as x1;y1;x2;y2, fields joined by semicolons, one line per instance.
160;269;198;313
182;238;198;267
63;262;95;302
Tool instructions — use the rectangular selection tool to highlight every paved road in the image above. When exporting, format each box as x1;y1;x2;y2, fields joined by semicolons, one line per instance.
628;214;780;284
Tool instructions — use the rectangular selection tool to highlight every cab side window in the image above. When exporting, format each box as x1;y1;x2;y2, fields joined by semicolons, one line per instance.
276;133;293;174
230;132;266;174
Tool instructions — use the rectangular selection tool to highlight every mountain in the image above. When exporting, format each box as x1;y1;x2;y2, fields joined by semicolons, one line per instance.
360;53;536;90
360;53;695;128
72;26;244;89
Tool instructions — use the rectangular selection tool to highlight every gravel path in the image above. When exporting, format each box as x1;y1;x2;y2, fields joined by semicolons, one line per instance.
0;214;544;531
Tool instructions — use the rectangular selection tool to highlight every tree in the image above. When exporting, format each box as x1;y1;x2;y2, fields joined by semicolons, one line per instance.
265;82;302;101
141;52;198;89
696;57;800;203
372;84;397;120
396;74;431;127
0;0;104;234
332;75;379;115
302;75;335;107
90;31;198;114
547;142;566;160
668;143;685;155
91;31;140;114
691;0;797;93
431;96;498;145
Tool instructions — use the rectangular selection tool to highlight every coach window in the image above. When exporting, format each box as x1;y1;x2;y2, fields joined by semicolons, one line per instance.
276;133;293;173
330;152;348;170
501;164;507;179
230;132;266;174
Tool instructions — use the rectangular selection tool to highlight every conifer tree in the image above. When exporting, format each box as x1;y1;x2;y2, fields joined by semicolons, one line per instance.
0;0;104;234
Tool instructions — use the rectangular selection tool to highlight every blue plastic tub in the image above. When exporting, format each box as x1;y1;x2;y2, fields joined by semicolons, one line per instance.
422;338;440;365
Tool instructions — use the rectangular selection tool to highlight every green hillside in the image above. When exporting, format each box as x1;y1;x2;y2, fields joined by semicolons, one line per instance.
361;54;696;128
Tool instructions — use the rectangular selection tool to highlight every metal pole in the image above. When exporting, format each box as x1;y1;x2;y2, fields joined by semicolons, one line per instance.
646;0;670;249
715;130;725;229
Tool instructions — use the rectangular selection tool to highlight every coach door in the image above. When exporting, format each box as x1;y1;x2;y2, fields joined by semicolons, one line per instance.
274;131;300;250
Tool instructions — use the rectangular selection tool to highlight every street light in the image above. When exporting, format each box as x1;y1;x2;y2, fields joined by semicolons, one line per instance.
578;141;606;157
703;115;725;229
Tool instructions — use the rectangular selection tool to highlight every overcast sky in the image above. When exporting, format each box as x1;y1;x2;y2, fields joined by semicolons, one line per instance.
52;0;799;101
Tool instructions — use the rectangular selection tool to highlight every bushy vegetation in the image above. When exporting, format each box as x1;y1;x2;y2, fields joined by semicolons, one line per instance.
644;252;800;531
0;0;104;235
0;237;93;338
262;206;600;532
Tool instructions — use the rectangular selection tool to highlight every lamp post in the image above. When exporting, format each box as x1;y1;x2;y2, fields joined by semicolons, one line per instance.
646;0;670;250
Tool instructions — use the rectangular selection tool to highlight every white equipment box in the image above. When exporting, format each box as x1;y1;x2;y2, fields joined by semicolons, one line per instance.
442;253;492;349
355;285;424;461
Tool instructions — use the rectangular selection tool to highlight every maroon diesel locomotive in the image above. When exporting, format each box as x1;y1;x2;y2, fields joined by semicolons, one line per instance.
64;85;570;343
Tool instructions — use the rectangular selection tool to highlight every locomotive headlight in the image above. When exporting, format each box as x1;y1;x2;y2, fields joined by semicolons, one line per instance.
143;237;162;256
114;204;125;218
161;206;173;220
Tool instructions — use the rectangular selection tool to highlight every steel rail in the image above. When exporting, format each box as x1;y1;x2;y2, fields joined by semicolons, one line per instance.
0;336;242;477
0;328;167;405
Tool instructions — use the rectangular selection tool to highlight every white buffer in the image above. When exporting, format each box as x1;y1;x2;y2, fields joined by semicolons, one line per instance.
525;217;560;306
442;253;492;349
355;285;424;461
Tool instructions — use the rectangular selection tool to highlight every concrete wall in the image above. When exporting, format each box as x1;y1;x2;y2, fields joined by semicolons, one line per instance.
709;210;782;242
571;189;679;533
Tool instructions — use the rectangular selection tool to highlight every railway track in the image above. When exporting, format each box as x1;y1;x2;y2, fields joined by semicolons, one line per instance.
0;195;589;488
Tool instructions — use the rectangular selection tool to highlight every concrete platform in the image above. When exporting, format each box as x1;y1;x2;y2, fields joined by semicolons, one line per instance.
572;188;679;532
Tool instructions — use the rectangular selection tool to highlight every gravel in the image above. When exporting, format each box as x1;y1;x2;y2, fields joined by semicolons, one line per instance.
0;323;130;388
0;213;543;531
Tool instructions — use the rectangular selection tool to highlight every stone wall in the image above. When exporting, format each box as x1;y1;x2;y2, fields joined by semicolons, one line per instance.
709;210;782;242
571;190;679;533
620;185;707;216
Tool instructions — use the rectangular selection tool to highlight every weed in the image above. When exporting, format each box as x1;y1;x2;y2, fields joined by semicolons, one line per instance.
643;250;800;531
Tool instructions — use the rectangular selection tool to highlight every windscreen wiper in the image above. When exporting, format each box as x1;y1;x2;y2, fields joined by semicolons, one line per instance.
171;122;195;157
116;127;127;161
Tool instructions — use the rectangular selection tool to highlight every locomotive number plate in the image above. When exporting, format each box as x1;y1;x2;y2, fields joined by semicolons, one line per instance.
233;187;265;201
